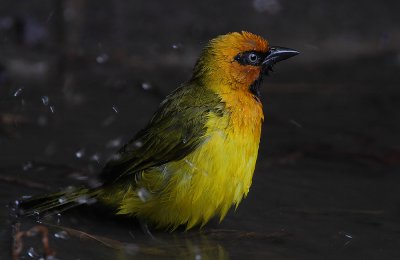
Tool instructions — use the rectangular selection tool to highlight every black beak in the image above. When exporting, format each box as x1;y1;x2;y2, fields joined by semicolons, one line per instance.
262;46;299;69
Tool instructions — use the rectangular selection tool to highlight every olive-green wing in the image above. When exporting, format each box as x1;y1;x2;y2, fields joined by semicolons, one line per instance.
100;83;222;184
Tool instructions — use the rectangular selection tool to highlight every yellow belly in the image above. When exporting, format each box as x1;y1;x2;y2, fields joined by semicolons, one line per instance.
114;90;263;229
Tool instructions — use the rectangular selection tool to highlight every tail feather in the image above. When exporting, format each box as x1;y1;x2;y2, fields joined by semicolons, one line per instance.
16;187;101;217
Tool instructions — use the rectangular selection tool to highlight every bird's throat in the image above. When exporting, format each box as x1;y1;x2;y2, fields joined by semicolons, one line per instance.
249;75;263;102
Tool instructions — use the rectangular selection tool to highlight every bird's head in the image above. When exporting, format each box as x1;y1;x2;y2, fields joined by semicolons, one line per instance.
192;31;299;98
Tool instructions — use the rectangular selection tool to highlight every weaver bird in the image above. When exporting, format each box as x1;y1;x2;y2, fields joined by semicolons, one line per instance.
17;31;298;230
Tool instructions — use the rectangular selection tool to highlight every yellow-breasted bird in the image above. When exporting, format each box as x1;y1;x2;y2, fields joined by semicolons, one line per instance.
17;31;298;230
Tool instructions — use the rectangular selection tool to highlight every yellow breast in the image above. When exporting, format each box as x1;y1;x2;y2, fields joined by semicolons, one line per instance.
116;88;263;229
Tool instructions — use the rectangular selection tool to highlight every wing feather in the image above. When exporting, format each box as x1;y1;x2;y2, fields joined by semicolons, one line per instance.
100;82;222;185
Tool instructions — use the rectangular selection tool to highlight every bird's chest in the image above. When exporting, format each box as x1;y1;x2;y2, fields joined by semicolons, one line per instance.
201;96;263;187
173;93;264;204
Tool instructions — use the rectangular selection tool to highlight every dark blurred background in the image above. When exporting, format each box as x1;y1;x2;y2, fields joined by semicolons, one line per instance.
1;0;400;259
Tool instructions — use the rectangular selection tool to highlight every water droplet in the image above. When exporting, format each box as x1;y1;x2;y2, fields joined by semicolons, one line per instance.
76;195;88;204
33;210;41;222
76;195;97;205
106;137;122;148
75;149;85;159
112;105;119;113
133;140;143;148
338;231;354;247
41;96;49;106
90;153;101;163
22;161;33;171
195;254;202;260
58;197;66;203
27;247;39;258
96;53;109;64
54;230;69;240
141;82;152;91
10;200;20;216
339;231;353;239
171;43;183;50
56;212;62;225
49;105;55;113
289;119;303;128
13;88;23;97
137;188;151;202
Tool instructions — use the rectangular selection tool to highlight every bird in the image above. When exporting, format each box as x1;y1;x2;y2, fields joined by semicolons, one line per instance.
16;31;299;230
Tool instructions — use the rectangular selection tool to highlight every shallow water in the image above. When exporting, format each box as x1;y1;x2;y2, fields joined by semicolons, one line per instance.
1;1;400;259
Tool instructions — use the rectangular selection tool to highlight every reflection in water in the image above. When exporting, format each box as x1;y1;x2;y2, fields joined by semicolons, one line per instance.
12;218;230;260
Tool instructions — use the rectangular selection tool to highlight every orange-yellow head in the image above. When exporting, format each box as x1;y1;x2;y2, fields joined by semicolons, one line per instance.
192;31;299;97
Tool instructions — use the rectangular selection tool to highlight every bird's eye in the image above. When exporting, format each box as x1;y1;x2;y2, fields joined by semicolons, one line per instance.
234;51;264;66
248;53;259;63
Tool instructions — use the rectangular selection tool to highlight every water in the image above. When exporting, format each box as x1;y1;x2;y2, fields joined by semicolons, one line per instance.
1;1;400;259
41;96;49;106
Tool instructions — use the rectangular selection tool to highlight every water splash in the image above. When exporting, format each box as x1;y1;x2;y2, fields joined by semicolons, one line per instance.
54;230;69;240
22;161;33;171
141;82;152;91
76;195;97;205
112;105;119;113
90;153;101;163
56;212;62;225
13;88;23;97
27;247;39;258
338;231;354;247
41;96;49;106
137;188;151;202
96;53;109;64
171;43;183;50
58;197;66;204
33;210;41;222
75;149;85;159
